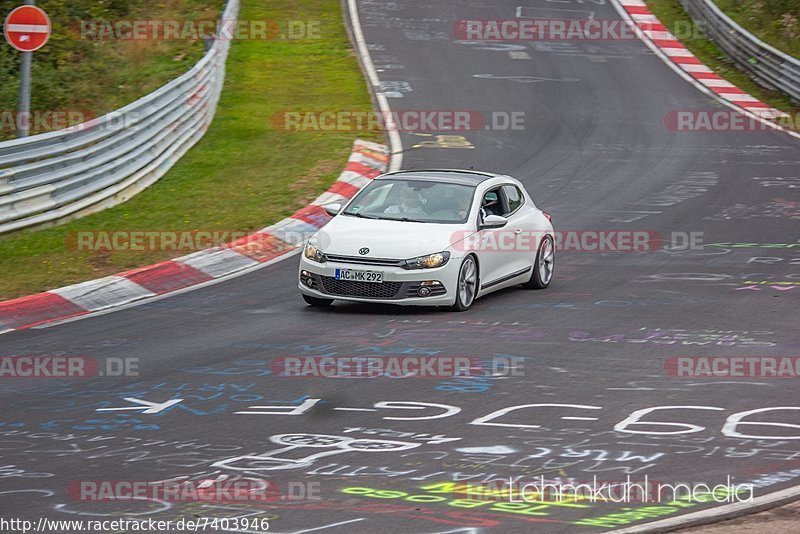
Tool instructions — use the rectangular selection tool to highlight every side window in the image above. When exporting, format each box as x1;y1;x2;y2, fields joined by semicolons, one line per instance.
503;185;524;213
480;188;504;217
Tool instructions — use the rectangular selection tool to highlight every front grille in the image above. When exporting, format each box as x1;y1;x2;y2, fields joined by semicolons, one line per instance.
320;276;402;299
326;254;403;267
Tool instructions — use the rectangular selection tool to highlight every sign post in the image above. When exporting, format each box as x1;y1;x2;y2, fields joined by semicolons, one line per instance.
3;2;51;137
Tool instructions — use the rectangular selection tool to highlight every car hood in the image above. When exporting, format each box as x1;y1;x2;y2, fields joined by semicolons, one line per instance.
311;215;468;259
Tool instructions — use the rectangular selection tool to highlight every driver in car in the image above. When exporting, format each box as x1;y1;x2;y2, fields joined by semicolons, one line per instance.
480;191;501;219
385;188;426;216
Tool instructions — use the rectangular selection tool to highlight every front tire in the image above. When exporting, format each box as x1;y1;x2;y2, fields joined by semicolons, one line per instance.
303;295;333;307
451;255;478;312
523;235;554;289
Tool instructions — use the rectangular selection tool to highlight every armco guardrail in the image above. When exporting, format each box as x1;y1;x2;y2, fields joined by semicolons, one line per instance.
0;0;240;235
679;0;800;103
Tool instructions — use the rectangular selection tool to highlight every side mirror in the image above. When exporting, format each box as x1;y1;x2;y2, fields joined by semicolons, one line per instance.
480;214;508;229
323;203;342;216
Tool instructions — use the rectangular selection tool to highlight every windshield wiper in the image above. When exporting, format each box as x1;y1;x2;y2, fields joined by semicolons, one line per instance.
345;212;380;219
398;216;427;223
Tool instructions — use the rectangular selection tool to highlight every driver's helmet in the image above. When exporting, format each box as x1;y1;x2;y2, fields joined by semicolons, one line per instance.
482;191;499;214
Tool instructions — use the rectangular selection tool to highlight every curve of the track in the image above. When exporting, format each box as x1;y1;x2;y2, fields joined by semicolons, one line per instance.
1;0;798;532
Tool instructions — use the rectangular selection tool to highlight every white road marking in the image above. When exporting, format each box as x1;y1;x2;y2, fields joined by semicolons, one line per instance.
508;51;531;60
517;6;597;21
456;446;516;454
347;0;402;171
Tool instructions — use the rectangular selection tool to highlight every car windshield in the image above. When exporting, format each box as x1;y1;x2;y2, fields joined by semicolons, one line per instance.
342;179;476;223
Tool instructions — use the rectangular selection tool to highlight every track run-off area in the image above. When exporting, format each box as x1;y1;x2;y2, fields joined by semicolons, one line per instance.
0;0;799;532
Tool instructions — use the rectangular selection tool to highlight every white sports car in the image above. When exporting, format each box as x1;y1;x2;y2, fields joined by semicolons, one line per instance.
298;170;554;311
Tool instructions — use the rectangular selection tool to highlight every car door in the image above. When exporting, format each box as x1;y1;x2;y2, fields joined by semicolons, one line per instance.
498;184;538;279
473;184;531;292
472;185;509;290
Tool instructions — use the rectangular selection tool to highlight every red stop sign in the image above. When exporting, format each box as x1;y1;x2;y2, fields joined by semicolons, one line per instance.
4;5;51;52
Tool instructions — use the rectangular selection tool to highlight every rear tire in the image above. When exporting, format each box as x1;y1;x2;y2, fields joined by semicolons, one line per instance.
523;235;554;289
451;255;478;312
303;295;333;307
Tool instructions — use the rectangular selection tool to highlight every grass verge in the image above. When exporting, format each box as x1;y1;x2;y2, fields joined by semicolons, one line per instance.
713;0;799;58
646;0;796;112
0;0;381;299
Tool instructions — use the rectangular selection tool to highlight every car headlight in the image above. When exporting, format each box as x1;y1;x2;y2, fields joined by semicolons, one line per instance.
304;243;326;263
403;251;450;270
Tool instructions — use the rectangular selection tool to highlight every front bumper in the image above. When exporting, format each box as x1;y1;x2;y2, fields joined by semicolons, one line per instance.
298;255;459;306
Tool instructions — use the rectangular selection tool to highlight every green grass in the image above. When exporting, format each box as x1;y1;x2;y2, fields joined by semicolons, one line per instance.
0;0;382;299
714;0;800;58
646;0;796;112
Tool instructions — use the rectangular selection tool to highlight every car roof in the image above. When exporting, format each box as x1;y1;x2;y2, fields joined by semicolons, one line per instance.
376;169;502;186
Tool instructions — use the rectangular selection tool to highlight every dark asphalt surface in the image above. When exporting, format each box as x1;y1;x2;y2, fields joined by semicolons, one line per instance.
1;0;799;532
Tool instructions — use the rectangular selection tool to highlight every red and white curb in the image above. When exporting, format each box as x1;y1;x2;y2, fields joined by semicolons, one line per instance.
0;139;388;334
613;0;798;138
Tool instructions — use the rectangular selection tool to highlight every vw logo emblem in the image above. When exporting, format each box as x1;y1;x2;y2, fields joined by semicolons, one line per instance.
358;247;370;255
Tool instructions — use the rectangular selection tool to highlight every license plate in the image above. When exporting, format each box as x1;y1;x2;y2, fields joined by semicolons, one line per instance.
335;268;383;283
